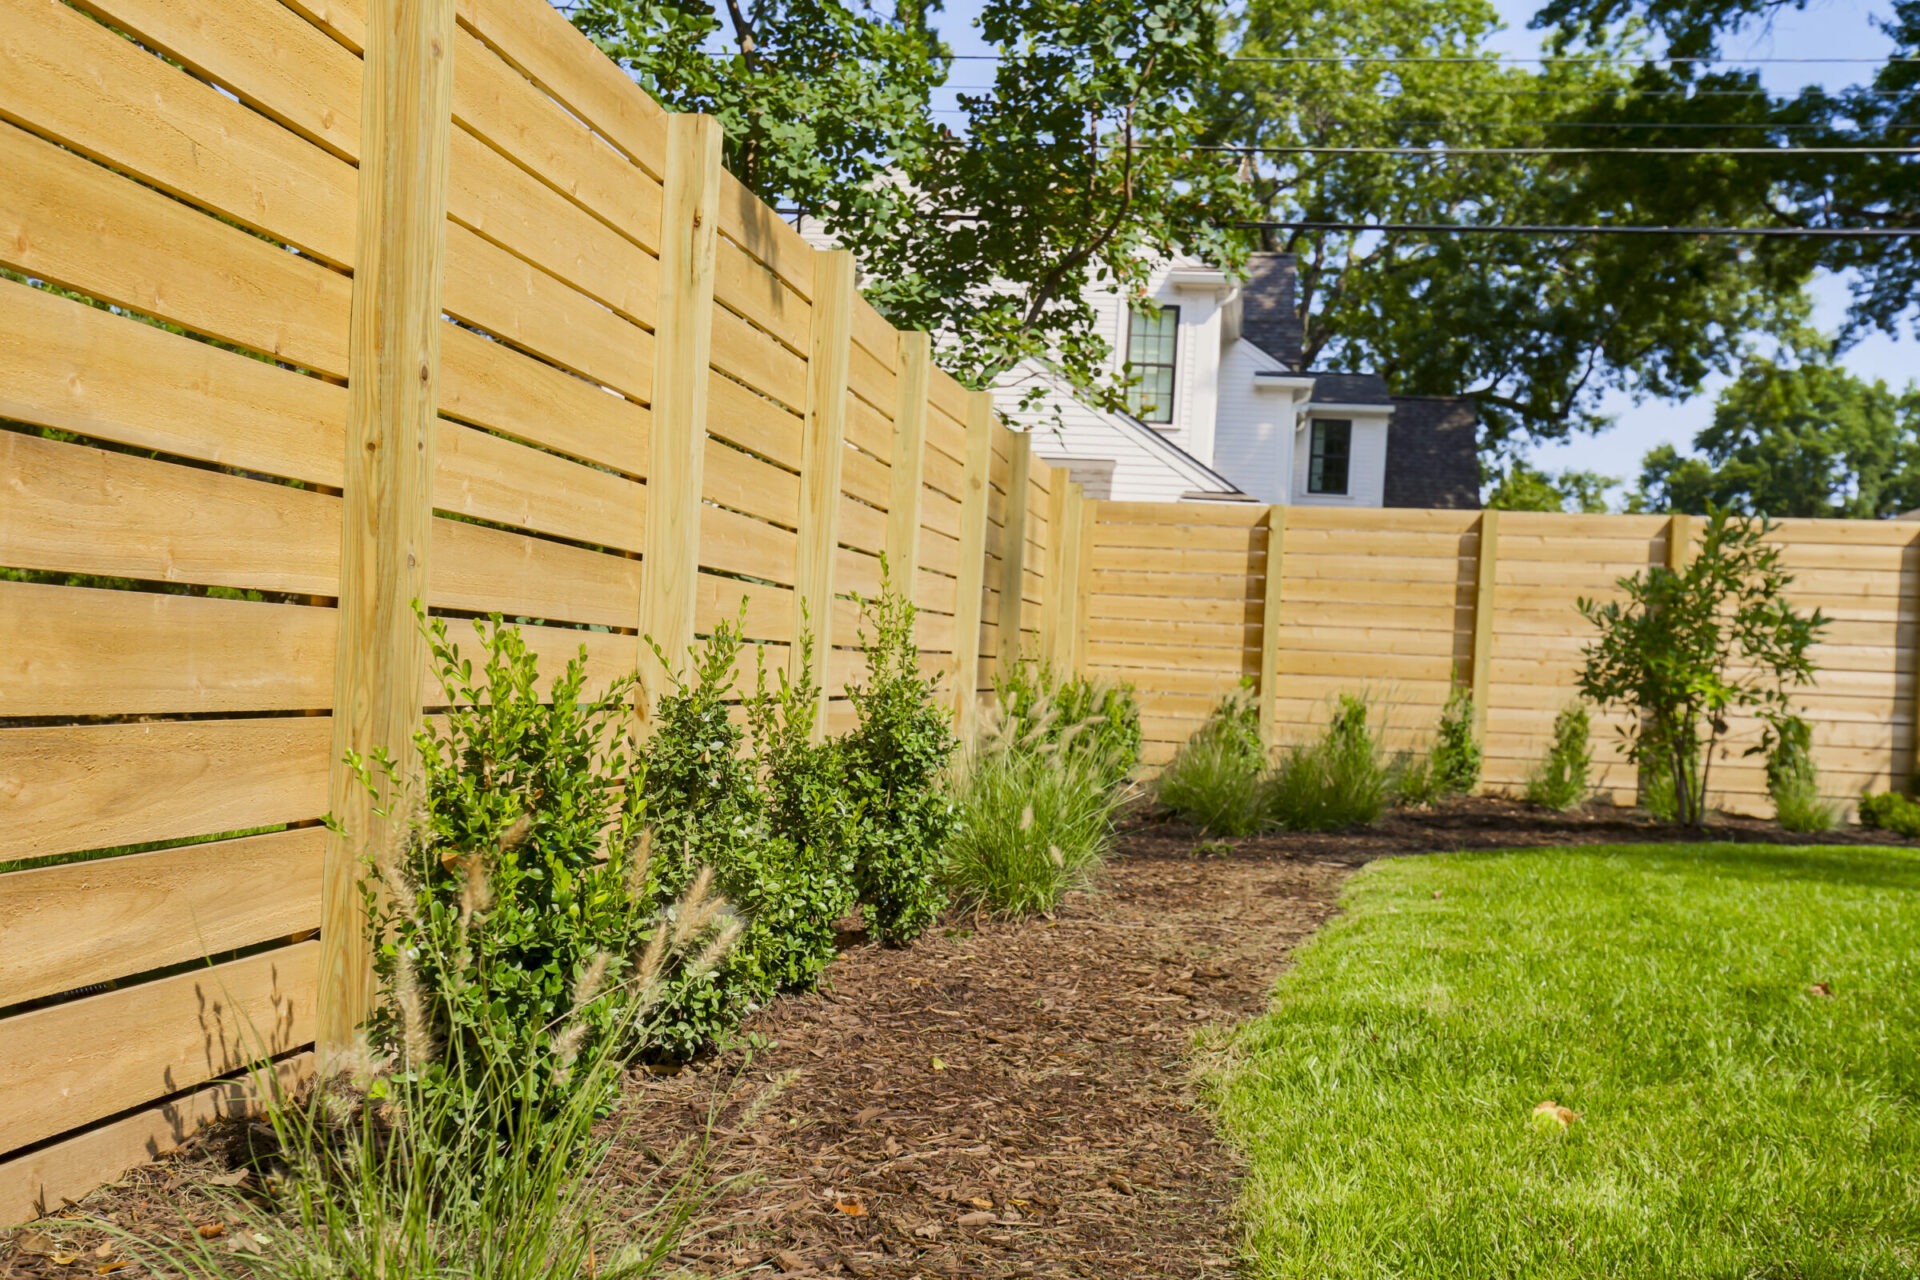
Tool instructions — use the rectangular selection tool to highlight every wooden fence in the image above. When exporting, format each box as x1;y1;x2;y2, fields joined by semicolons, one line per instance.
1085;502;1917;810
2;0;1917;1224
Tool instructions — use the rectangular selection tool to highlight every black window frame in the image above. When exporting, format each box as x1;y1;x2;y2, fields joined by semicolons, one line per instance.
1308;418;1353;495
1124;304;1180;426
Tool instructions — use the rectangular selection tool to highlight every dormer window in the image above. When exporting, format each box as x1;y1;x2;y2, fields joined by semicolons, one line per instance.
1308;418;1352;495
1125;305;1179;425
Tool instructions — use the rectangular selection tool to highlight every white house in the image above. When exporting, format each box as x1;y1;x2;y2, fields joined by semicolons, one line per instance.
993;253;1481;507
789;213;1481;507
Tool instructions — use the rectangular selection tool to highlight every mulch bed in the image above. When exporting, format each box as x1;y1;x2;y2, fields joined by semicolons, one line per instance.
5;797;1909;1278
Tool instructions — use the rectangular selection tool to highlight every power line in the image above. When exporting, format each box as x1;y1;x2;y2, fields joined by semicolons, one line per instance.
1234;220;1916;236
925;106;1920;132
1145;143;1916;155
695;48;1917;66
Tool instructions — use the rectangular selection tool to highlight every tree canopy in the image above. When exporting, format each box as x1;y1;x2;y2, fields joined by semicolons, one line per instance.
569;0;1249;409
1632;340;1920;517
568;0;1914;454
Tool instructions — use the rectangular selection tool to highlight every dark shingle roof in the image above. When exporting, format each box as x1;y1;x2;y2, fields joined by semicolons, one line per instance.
1241;253;1303;370
1306;372;1393;407
1384;396;1482;509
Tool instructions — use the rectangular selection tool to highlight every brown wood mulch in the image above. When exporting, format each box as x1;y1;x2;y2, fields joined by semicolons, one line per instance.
5;798;1909;1278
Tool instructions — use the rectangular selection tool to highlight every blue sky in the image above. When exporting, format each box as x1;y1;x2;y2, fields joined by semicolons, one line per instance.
919;0;1912;496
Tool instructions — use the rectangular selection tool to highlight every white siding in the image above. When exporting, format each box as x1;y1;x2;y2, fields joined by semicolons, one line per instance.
1212;343;1302;504
1291;413;1390;507
992;361;1220;502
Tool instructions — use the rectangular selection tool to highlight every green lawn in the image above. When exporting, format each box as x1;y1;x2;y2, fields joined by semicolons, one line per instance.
1209;843;1920;1278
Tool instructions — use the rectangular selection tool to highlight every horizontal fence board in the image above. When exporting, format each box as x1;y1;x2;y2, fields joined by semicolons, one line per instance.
432;516;641;629
0;828;323;1005
710;302;807;411
717;170;813;297
0;278;343;486
0;119;351;375
3;718;332;863
0;430;340;594
699;503;799;588
454;0;669;179
441;222;650;401
707;371;804;472
450;25;662;253
0;583;336;717
705;437;800;529
3;0;355;264
713;236;807;352
446;123;657;325
0;942;318;1153
72;0;362;160
439;323;650;477
0;1052;312;1228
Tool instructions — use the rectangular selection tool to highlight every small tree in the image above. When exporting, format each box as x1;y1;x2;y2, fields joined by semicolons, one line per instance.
1576;510;1826;827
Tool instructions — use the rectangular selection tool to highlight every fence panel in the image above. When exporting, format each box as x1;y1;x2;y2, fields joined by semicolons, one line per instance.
8;0;1920;1226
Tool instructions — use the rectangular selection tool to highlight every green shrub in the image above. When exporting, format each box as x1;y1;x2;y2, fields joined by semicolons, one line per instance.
1429;686;1482;795
359;616;661;1121
1265;694;1390;831
943;719;1121;916
1761;712;1840;833
1578;509;1826;827
641;617;803;1059
843;575;959;944
997;658;1143;790
1525;704;1593;810
1859;790;1920;838
748;627;858;994
1154;684;1268;836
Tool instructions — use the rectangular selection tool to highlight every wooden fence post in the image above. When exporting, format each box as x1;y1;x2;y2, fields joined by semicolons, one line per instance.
1469;508;1500;744
1040;481;1084;675
950;392;996;738
1257;504;1286;751
884;332;931;591
793;250;856;731
636;114;722;726
996;429;1033;674
1667;512;1694;572
318;0;457;1056
1071;492;1096;679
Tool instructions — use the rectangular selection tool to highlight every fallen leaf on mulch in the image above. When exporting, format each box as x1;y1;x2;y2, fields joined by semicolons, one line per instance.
956;1212;997;1227
10;1233;58;1258
1531;1101;1580;1131
93;1263;127;1276
193;1223;225;1240
929;1056;946;1071
833;1199;865;1217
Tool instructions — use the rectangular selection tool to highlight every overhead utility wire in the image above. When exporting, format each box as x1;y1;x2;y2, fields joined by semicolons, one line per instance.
694;48;1917;65
1234;220;1918;236
1119;143;1917;154
924;107;1920;131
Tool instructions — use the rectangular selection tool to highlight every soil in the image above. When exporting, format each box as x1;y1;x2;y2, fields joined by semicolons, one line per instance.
5;797;1910;1278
